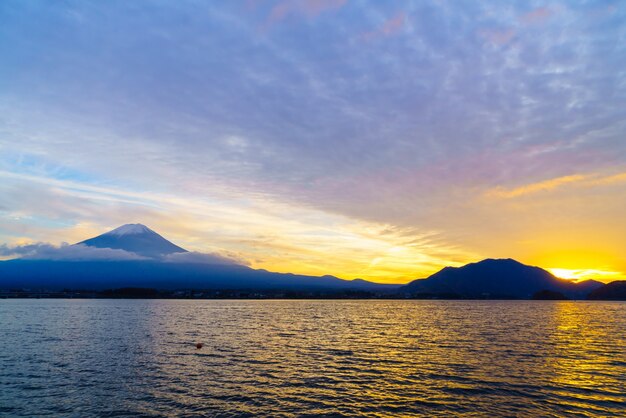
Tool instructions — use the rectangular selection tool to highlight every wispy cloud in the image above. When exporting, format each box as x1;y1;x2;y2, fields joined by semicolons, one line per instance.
486;174;587;198
0;241;248;266
263;0;347;28
0;170;471;282
164;251;246;266
1;1;625;282
479;28;515;46
0;243;147;261
591;172;626;186
361;11;406;41
301;0;348;17
486;171;626;199
519;7;552;25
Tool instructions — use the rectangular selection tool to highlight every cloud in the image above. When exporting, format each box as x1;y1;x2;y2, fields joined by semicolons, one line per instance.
479;28;515;46
486;171;626;199
267;1;292;24
163;251;246;266
264;0;347;28
0;241;247;266
590;172;626;186
0;243;147;261
302;0;348;17
486;174;587;198
0;171;472;282
378;12;405;35
520;7;552;25
0;1;625;282
361;11;406;41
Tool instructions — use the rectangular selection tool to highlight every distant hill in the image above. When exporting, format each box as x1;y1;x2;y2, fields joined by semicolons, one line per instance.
587;281;626;300
400;258;603;299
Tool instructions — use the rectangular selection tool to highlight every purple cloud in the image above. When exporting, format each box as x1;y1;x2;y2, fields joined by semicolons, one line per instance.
0;1;625;280
520;7;553;25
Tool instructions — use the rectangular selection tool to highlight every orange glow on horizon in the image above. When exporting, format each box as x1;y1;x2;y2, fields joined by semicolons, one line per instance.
547;268;625;283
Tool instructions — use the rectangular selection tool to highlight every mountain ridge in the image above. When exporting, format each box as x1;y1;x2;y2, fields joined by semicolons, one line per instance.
0;224;610;298
400;258;603;299
1;224;395;292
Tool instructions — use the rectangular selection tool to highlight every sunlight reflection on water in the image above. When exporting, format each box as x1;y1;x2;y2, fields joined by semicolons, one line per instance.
1;300;625;416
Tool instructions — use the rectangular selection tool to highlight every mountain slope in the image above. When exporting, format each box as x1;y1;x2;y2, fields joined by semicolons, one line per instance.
587;281;626;300
78;224;187;257
0;223;399;292
0;225;606;297
0;259;398;292
400;258;602;299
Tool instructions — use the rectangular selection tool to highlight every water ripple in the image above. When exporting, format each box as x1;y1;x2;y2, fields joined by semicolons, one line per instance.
1;299;625;416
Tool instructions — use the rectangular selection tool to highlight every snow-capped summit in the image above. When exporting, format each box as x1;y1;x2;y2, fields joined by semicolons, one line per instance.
105;223;153;237
77;223;188;258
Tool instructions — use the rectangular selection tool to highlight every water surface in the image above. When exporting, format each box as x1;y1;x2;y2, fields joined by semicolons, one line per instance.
1;300;625;417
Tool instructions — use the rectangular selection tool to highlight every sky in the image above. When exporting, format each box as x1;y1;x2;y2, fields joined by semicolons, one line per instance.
1;0;625;283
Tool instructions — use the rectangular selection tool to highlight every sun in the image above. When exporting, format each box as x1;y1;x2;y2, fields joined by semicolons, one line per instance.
547;268;624;283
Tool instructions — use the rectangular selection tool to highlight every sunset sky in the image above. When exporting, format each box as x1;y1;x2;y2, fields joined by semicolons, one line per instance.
1;1;625;283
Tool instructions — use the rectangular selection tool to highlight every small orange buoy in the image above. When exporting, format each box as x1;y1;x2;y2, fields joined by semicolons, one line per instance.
195;342;203;349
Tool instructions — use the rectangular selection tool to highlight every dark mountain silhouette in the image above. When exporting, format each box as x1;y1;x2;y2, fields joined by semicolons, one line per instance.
0;226;610;298
0;224;397;292
400;258;603;299
78;223;187;257
587;281;626;300
572;279;607;295
0;259;399;291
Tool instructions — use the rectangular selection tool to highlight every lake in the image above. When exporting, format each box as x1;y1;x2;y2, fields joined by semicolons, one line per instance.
1;300;625;417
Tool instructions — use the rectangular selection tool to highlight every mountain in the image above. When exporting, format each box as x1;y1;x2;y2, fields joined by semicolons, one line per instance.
0;224;397;292
587;281;626;300
0;226;608;298
78;223;187;258
572;279;607;295
400;258;603;299
0;260;398;292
